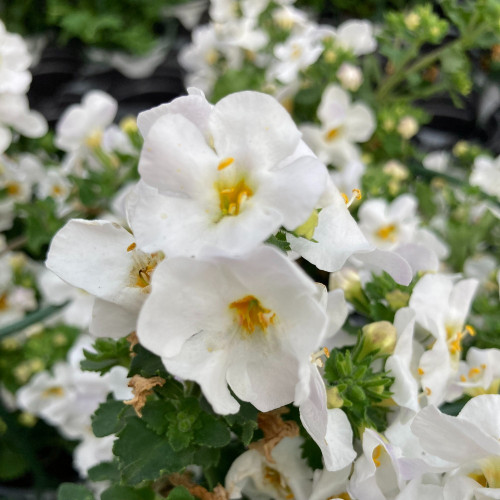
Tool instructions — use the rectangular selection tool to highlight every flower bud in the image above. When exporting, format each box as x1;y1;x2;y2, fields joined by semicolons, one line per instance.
329;268;362;303
326;386;344;408
404;12;421;30
397;116;418;139
120;116;138;134
360;321;397;357
336;63;363;91
294;210;319;240
385;289;410;310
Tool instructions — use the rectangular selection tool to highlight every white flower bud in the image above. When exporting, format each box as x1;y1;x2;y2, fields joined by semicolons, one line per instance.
397;116;419;139
336;63;363;91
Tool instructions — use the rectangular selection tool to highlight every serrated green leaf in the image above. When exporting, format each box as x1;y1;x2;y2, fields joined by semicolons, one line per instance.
114;417;193;485
129;344;168;378
87;461;121;483
193;446;221;468
166;486;195;500
92;399;131;437
57;483;94;500
194;414;231;448
240;420;258;446
265;231;291;252
142;399;171;435
81;337;130;374
101;485;156;500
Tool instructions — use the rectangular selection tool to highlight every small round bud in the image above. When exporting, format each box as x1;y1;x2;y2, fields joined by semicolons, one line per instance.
383;160;409;180
120;116;138;134
360;320;397;357
336;63;363;91
329;268;362;303
18;412;37;427
326;386;344;408
294;210;319;240
404;12;421;30
397;116;419;139
385;289;410;310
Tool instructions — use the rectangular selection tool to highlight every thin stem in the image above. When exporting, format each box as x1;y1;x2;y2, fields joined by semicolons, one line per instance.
0;235;28;258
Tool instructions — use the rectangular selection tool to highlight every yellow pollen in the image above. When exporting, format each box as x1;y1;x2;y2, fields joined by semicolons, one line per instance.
372;445;382;467
342;189;363;208
468;367;481;378
329;494;351;500
460;375;467;382
217;157;234;170
229;295;276;335
325;127;341;142
291;45;302;60
217;179;253;217
352;188;362;200
85;129;103;149
263;466;294;499
51;185;64;197
481;364;487;370
6;182;20;196
341;192;349;204
127;242;137;252
465;324;476;336
425;387;432;396
468;472;488;488
42;386;64;398
132;252;163;289
418;367;424;376
0;293;8;311
323;347;330;358
376;224;398;242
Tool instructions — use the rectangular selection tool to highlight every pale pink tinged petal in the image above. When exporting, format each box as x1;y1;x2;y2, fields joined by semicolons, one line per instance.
139;113;218;197
162;332;239;414
355;248;413;285
447;278;478;330
396;243;439;273
411;404;500;464
210;91;301;171
82;90;117;129
458;394;500;441
46;219;135;301
409;274;453;332
288;190;372;272
257;155;327;230
137;92;213;139
343;103;376;142
318;85;350;126
0;126;12;154
137;258;231;358
90;299;138;338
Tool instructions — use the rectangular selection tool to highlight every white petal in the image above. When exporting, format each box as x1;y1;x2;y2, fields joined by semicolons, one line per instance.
343;103;375;142
91;299;137;338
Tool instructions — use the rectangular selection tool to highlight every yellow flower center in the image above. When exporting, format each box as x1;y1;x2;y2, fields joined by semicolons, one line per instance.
263;466;294;499
51;185;64;197
127;244;164;289
6;182;21;196
376;224;398;242
446;324;475;357
42;386;65;398
217;178;253;217
325;127;341;142
85;129;103;149
327;494;351;500
229;295;276;335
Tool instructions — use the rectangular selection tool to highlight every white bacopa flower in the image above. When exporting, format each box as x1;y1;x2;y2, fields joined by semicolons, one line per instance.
408;273;478;406
128;89;328;258
269;28;324;84
309;466;352;500
46;219;164;338
411;395;500;495
0;93;47;154
137;245;328;414
334;19;377;55
301;84;375;166
55;90;117;153
73;433;115;479
225;436;313;500
470;155;500;200
0;21;32;94
357;194;449;272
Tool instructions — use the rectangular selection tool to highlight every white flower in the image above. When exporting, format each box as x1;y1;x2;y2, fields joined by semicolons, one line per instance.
334;20;377;55
301;84;375;166
128;89;328;258
225;436;313;500
269;28;323;84
55;90;117;153
423;151;450;173
137;245;328;414
0;94;47;153
73;433;115;479
309;466;352;500
0;21;32;94
336;62;363;91
46;219;164;338
411;395;500;494
470;155;500;200
408;273;478;405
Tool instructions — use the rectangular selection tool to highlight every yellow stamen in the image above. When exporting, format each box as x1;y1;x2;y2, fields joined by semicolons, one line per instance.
323;347;330;358
352;188;362;200
468;367;481;378
51;185;64;196
229;295;276;335
418;367;424;376
342;189;363;208
465;324;476;336
325;127;341;141
425;387;432;396
460;375;467;382
217;157;234;171
127;242;137;252
376;224;398;242
372;445;382;467
42;386;64;398
6;182;20;196
468;472;488;488
217;179;253;217
341;192;349;204
263;466;295;498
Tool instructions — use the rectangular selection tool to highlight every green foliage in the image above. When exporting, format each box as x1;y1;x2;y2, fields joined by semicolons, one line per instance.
265;230;292;253
87;461;121;482
323;344;395;438
101;485;157;500
58;483;94;500
81;337;131;374
129;343;169;379
212;66;267;103
166;487;195;500
16;197;65;255
92;398;133;437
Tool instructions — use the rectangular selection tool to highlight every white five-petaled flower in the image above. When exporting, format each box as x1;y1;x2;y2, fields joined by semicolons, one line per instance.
300;84;375;166
46;219;164;338
137;245;328;414
127;88;328;258
470;154;500;200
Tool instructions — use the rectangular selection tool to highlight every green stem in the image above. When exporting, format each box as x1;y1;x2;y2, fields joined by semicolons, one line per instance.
0;302;69;340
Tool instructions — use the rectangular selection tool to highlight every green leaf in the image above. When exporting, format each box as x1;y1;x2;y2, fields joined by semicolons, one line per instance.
142;399;171;435
92;399;132;437
57;483;94;500
166;486;195;500
81;337;131;374
193;447;221;469
87;461;121;483
101;485;156;500
114;417;193;485
265;231;291;252
0;442;29;480
129;344;168;378
193;414;231;448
